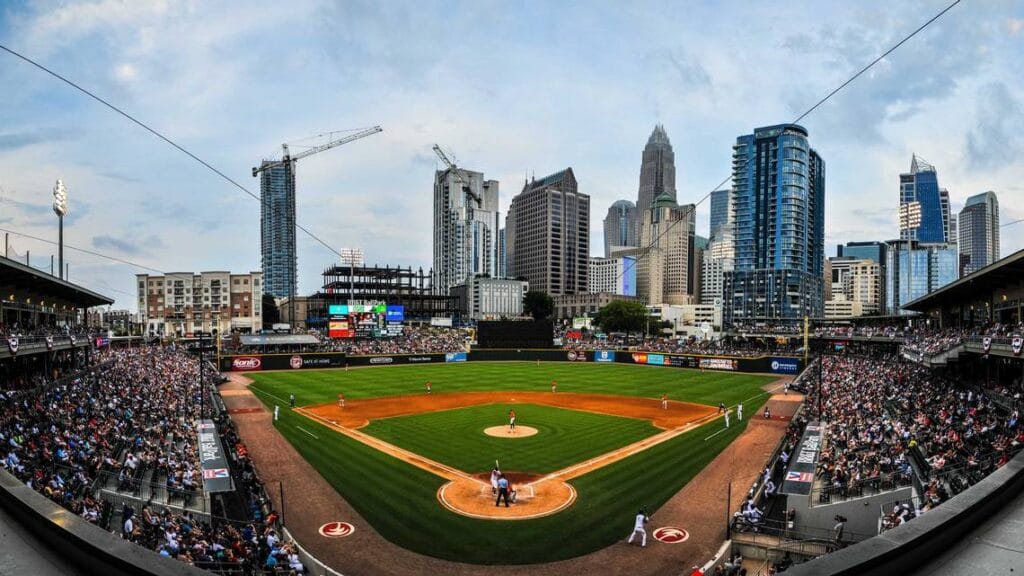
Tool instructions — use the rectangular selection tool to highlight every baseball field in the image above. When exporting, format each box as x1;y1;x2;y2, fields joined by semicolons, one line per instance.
246;362;776;564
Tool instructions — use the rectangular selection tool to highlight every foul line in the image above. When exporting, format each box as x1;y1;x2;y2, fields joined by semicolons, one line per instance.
296;426;320;440
249;385;292;406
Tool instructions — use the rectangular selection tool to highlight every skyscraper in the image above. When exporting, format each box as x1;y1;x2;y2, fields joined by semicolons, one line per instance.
603;200;638;257
636;124;676;219
899;156;949;243
432;167;500;295
958;191;1000;275
505;169;589;295
837;241;888;312
636;194;696;305
260;161;297;299
724;124;825;324
709;188;730;240
886;240;958;312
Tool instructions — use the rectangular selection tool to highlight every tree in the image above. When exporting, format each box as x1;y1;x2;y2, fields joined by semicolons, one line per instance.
262;294;281;325
522;290;554;320
594;300;649;334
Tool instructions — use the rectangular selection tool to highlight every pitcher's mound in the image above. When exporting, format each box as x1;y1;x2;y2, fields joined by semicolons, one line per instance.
483;425;538;438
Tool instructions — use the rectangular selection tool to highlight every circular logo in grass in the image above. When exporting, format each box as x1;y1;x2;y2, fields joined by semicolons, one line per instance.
319;521;355;538
653;526;689;543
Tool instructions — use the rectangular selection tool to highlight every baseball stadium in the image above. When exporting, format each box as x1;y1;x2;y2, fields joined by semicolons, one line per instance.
3;252;1024;576
2;3;1024;575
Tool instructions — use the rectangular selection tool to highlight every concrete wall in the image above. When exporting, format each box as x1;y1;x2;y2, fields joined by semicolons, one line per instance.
788;486;912;540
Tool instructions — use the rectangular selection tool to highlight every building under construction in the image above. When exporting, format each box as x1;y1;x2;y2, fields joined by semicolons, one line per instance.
306;263;461;329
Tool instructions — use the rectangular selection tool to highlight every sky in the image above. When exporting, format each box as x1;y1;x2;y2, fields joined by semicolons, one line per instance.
0;0;1022;311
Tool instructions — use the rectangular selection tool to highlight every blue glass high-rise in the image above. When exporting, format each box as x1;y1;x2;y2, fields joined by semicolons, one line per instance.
260;161;297;300
709;189;729;240
899;156;948;243
724;124;824;325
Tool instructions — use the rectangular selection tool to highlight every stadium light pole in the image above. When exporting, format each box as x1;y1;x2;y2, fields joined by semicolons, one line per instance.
52;179;68;280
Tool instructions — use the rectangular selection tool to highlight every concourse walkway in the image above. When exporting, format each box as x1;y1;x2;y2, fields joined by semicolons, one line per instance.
0;503;88;575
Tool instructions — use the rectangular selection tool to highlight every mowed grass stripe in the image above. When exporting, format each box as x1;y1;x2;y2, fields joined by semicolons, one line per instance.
248;362;776;409
361;403;659;474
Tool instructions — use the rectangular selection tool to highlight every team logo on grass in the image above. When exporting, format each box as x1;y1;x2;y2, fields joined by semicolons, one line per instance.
290;355;303;369
653;526;689;543
319;521;355;538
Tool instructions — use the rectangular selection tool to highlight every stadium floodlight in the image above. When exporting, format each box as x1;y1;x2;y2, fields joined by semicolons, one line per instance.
52;179;68;279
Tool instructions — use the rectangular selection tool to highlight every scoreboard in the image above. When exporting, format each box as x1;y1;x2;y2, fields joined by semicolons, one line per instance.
328;304;404;339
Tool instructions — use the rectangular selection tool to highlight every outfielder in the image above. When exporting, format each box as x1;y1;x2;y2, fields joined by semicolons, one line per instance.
627;508;650;547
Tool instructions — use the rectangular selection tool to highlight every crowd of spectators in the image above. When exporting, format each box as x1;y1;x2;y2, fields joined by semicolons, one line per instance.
224;326;469;356
562;335;799;357
0;347;296;574
807;354;1022;513
0;322;97;339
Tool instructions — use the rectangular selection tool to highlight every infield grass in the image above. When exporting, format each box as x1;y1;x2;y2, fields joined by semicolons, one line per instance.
361;403;660;474
247;363;777;564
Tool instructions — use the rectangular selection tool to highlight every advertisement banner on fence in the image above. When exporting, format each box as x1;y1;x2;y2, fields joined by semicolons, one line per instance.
631;353;648;364
781;422;822;496
769;357;800;374
594;350;616;362
445;352;467;363
231;356;262;371
647;353;666;366
197;420;234;493
566;350;587;362
698;357;737;371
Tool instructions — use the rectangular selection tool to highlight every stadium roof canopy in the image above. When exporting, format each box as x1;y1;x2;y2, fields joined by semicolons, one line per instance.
0;255;113;308
239;334;319;346
903;248;1024;312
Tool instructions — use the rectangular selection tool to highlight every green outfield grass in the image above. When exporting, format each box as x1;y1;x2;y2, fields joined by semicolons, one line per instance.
247;363;777;564
362;403;660;474
247;361;775;408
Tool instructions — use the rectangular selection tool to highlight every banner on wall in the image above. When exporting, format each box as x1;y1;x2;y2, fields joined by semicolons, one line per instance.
698;357;737;371
594;350;616;362
769;357;800;374
445;352;467;362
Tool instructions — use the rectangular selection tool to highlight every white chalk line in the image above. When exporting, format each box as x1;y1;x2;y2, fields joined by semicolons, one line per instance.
296;426;320;439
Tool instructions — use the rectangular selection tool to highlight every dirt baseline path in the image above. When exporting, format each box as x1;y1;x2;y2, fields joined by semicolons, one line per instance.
304;390;716;430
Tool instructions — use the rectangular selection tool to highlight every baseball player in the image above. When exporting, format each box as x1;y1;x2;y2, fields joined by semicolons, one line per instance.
763;405;771;419
508;409;516;432
737;403;743;421
724;409;730;428
551;380;557;393
425;381;432;394
489;466;500;495
718;401;726;414
627;508;650;547
337;392;345;408
289;393;295;408
661;393;668;410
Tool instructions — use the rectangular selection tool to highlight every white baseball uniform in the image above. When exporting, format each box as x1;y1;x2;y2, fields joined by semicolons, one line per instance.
627;513;648;547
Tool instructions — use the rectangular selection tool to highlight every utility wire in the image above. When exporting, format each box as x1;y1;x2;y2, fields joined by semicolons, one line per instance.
0;43;354;261
617;0;962;284
0;226;165;274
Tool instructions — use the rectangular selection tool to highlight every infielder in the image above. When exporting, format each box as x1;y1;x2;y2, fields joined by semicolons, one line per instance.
508;409;516;432
627;508;650;547
337;392;345;408
551;380;557;393
661;393;668;410
425;381;432;394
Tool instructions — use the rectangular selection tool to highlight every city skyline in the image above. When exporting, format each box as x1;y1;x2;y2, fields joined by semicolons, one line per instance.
1;1;1023;310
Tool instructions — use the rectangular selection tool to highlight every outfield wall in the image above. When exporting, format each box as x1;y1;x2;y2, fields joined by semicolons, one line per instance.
219;349;804;375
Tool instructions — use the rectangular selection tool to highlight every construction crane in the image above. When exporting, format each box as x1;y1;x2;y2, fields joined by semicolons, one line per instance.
253;126;383;177
432;144;481;205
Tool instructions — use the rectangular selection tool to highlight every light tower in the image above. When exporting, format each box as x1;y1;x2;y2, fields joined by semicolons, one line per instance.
52;179;68;279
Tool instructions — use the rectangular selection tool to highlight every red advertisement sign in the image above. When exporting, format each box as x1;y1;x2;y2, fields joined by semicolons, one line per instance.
566;330;582;340
232;357;262;371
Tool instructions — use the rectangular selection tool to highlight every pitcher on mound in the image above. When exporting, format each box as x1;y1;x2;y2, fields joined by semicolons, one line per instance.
508;409;516;432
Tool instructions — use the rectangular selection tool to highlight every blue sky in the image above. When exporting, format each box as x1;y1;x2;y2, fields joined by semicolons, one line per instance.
1;0;1022;310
